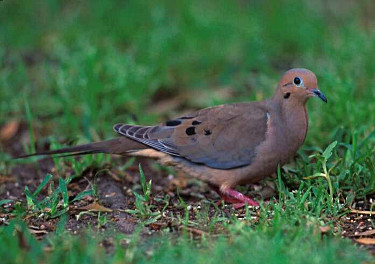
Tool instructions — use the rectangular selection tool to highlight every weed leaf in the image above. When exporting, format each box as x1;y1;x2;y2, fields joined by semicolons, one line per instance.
322;141;337;161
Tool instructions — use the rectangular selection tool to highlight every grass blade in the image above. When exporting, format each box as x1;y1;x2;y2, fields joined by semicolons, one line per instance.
25;186;40;210
33;174;53;197
59;178;69;208
139;164;146;197
72;190;94;203
322;141;337;161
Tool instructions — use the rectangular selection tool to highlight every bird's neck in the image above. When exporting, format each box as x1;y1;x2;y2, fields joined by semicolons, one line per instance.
269;95;309;153
282;103;309;145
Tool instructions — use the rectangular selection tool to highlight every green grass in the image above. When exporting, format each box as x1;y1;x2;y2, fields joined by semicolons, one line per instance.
125;164;164;224
0;217;371;264
23;173;95;219
1;0;375;263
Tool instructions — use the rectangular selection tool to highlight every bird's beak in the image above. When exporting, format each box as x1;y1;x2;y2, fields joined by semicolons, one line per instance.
309;88;327;103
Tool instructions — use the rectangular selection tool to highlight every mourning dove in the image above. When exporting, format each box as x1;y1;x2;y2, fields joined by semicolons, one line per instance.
18;68;327;207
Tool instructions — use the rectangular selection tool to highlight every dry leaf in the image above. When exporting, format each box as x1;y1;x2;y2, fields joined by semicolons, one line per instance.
0;120;19;141
355;238;375;245
0;175;16;184
79;202;112;212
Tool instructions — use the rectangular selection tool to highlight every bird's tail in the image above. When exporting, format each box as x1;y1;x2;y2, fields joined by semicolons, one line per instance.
14;137;147;159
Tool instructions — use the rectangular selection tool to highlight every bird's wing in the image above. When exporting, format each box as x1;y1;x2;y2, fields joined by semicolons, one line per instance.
114;102;269;169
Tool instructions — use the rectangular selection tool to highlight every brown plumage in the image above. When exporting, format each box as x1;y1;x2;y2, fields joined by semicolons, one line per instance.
18;68;327;207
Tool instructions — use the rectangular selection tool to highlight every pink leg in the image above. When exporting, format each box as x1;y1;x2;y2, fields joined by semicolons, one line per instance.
215;188;259;208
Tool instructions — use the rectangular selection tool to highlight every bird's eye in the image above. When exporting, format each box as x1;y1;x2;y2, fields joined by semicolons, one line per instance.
293;77;303;86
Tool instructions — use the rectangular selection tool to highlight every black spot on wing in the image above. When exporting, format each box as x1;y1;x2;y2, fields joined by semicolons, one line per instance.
192;120;201;125
165;120;181;126
204;129;211;135
185;127;196;135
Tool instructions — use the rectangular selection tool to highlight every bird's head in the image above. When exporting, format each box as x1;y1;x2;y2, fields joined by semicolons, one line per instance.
277;68;327;104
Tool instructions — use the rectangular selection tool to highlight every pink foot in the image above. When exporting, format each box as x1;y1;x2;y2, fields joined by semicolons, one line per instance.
217;188;259;208
217;192;243;204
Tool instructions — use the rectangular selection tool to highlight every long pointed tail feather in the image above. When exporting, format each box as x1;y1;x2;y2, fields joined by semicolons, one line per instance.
14;138;147;159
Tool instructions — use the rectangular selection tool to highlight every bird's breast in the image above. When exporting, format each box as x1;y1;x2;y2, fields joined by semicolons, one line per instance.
278;106;308;162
